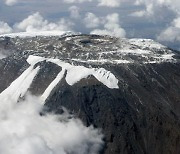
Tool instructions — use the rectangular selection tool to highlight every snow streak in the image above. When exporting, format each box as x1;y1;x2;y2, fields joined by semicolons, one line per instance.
0;55;104;154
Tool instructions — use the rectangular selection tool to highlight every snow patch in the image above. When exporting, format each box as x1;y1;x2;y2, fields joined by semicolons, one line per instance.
0;31;76;38
47;57;119;89
41;69;65;102
0;65;40;102
100;49;151;55
71;58;131;64
119;49;151;54
0;55;104;154
129;38;166;49
93;68;119;89
161;53;175;60
27;55;46;65
26;55;119;103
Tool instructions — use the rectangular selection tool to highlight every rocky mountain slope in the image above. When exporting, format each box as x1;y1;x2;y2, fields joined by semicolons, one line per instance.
0;31;180;154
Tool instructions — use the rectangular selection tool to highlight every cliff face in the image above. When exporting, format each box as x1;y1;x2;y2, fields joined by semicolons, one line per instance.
0;33;180;154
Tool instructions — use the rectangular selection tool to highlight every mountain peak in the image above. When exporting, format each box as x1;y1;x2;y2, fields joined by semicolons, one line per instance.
0;33;179;64
0;33;180;154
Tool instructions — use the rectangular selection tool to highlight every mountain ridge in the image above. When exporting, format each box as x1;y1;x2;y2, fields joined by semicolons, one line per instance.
0;32;180;154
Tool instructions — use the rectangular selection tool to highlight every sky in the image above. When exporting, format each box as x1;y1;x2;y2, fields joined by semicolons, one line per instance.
0;0;180;50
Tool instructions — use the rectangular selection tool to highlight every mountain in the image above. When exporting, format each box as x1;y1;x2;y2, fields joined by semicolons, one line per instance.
0;31;180;154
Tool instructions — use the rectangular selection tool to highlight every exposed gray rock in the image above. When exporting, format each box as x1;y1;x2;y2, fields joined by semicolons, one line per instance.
0;33;179;154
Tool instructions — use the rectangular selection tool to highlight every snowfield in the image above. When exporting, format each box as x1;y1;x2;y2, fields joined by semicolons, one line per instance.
0;55;119;104
0;31;76;38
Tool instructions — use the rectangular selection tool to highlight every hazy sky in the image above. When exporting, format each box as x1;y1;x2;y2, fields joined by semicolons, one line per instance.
0;0;180;50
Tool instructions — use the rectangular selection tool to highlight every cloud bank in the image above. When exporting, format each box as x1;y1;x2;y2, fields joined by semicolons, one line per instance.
0;94;103;154
2;0;180;49
0;12;126;39
0;12;74;35
91;13;126;38
14;12;74;32
157;17;180;42
132;0;180;17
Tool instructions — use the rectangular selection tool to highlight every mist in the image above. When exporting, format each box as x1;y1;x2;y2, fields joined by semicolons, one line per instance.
0;94;103;154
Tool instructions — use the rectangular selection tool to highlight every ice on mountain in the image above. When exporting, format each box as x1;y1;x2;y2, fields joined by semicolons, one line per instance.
0;31;76;38
0;65;40;102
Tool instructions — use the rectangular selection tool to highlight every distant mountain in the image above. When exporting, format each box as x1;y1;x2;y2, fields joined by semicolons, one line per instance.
0;31;180;154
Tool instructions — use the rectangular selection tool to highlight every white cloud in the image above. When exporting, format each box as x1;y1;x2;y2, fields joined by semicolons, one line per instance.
84;12;100;28
0;94;103;154
4;0;18;6
0;12;75;35
173;17;180;28
130;3;153;17
133;0;180;17
13;12;74;32
135;0;171;6
64;0;121;7
130;11;146;17
91;13;126;38
157;17;180;42
97;0;121;7
131;0;180;47
69;6;80;19
0;21;12;34
64;0;92;3
0;21;12;58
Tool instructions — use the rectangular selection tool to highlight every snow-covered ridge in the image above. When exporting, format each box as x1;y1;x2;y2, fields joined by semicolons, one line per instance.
33;55;119;103
0;33;178;64
0;62;40;103
0;55;119;104
129;38;166;50
0;31;77;38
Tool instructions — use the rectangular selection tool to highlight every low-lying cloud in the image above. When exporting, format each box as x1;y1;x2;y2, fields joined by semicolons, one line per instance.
0;12;74;35
14;12;74;32
0;11;126;39
157;17;180;42
0;94;103;154
2;0;180;49
133;0;180;17
90;13;126;38
0;21;12;34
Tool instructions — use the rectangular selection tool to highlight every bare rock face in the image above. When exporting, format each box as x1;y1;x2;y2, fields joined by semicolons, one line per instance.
0;32;180;154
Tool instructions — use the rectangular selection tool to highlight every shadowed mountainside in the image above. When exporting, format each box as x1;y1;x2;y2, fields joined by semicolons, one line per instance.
0;33;180;154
